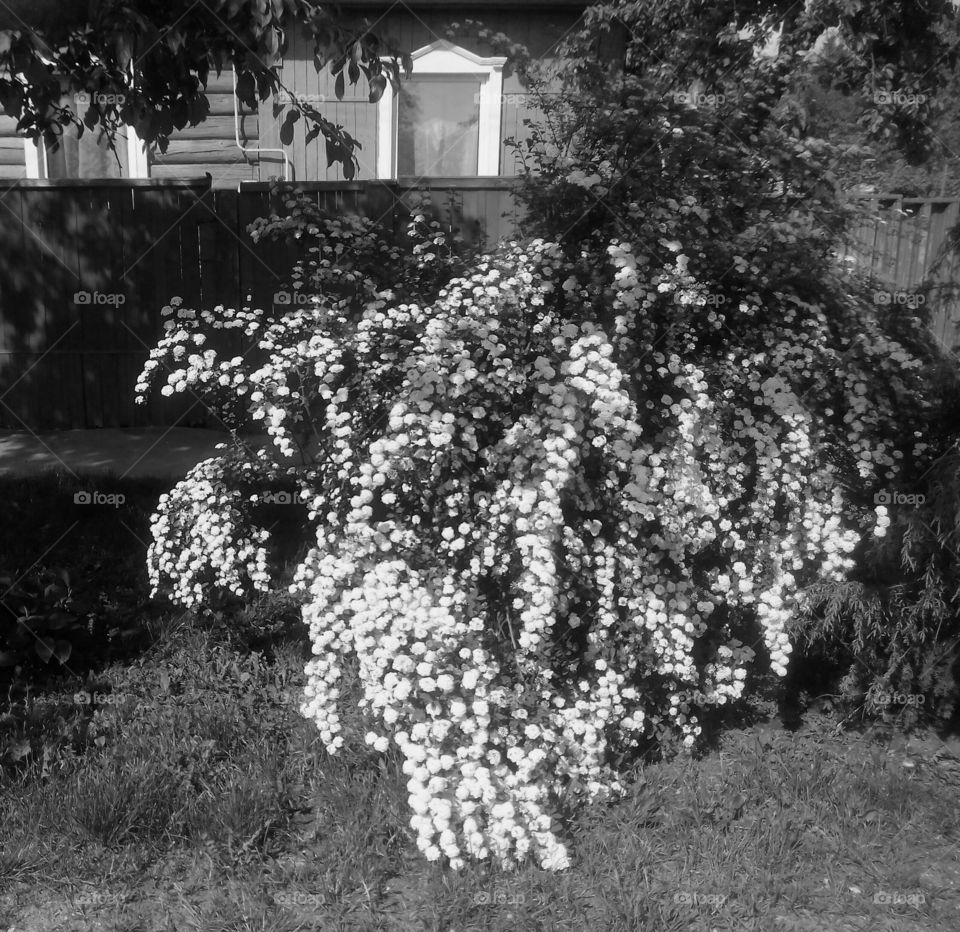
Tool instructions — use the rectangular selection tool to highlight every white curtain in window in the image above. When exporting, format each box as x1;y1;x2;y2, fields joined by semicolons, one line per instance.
397;77;480;177
45;125;129;179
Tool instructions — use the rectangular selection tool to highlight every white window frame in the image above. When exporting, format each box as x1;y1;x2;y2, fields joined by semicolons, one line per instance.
376;39;507;179
23;126;149;178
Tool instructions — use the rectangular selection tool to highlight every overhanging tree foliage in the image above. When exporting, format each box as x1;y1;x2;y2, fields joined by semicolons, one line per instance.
0;0;411;177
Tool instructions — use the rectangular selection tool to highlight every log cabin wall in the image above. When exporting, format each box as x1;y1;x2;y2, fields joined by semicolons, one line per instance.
256;3;590;183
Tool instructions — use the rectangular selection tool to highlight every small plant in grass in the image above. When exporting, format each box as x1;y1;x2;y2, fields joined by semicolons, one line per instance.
0;689;90;777
0;567;79;673
0;562;156;692
0;475;169;690
68;751;186;846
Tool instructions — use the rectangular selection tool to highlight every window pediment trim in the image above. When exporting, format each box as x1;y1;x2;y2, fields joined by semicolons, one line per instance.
376;40;507;179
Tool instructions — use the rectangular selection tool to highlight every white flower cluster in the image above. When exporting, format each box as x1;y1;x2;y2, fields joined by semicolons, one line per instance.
146;455;273;607
137;192;928;873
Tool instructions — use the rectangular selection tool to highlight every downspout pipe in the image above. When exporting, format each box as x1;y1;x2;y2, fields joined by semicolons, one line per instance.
232;68;291;182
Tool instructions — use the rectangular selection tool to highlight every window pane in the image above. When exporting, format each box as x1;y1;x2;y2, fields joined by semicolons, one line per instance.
45;126;129;179
397;76;480;177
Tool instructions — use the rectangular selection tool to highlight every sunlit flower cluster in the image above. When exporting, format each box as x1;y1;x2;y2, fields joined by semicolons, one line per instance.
137;187;929;873
146;454;273;606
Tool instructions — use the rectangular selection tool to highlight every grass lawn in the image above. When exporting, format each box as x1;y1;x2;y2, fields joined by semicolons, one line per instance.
2;475;960;932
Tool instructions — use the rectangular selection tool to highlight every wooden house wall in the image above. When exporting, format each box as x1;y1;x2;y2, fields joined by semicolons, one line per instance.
2;5;617;188
150;70;261;187
0;113;26;180
259;6;588;182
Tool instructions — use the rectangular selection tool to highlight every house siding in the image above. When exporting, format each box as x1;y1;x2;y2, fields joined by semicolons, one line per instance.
0;113;26;180
150;70;261;187
3;3;613;187
258;5;588;182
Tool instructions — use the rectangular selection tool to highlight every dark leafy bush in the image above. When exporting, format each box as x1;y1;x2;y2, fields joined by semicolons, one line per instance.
0;568;80;672
796;435;960;729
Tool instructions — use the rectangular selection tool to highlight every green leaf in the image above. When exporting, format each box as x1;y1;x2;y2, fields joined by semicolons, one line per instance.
165;30;185;55
115;32;134;71
264;28;279;59
172;98;189;130
325;138;340;167
34;637;55;663
334;70;344;99
52;639;72;664
187;96;209;125
348;60;360;85
368;73;386;103
236;71;256;109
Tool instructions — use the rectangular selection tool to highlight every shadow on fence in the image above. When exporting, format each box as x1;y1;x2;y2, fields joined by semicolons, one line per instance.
0;177;521;430
3;181;960;431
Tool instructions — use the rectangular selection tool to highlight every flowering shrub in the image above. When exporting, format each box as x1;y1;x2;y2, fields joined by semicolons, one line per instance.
138;2;955;872
498;0;959;719
136;193;933;872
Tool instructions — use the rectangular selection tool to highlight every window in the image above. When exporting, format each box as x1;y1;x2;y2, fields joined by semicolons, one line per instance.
24;92;148;179
397;77;480;176
27;127;148;180
377;40;507;178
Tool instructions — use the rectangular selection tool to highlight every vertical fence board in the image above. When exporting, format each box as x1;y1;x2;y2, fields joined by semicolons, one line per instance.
876;201;896;283
116;187;145;428
926;202;952;351
0;188;23;428
48;187;82;429
865;200;882;279
1;189;37;429
941;201;960;355
130;186;163;428
201;188;244;431
178;189;206;427
914;203;932;285
80;186;126;428
238;188;277;316
111;187;133;428
73;187;98;428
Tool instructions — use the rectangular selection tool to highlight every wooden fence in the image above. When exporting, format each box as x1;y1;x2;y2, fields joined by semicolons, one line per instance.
1;180;959;430
0;176;521;430
838;196;960;352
